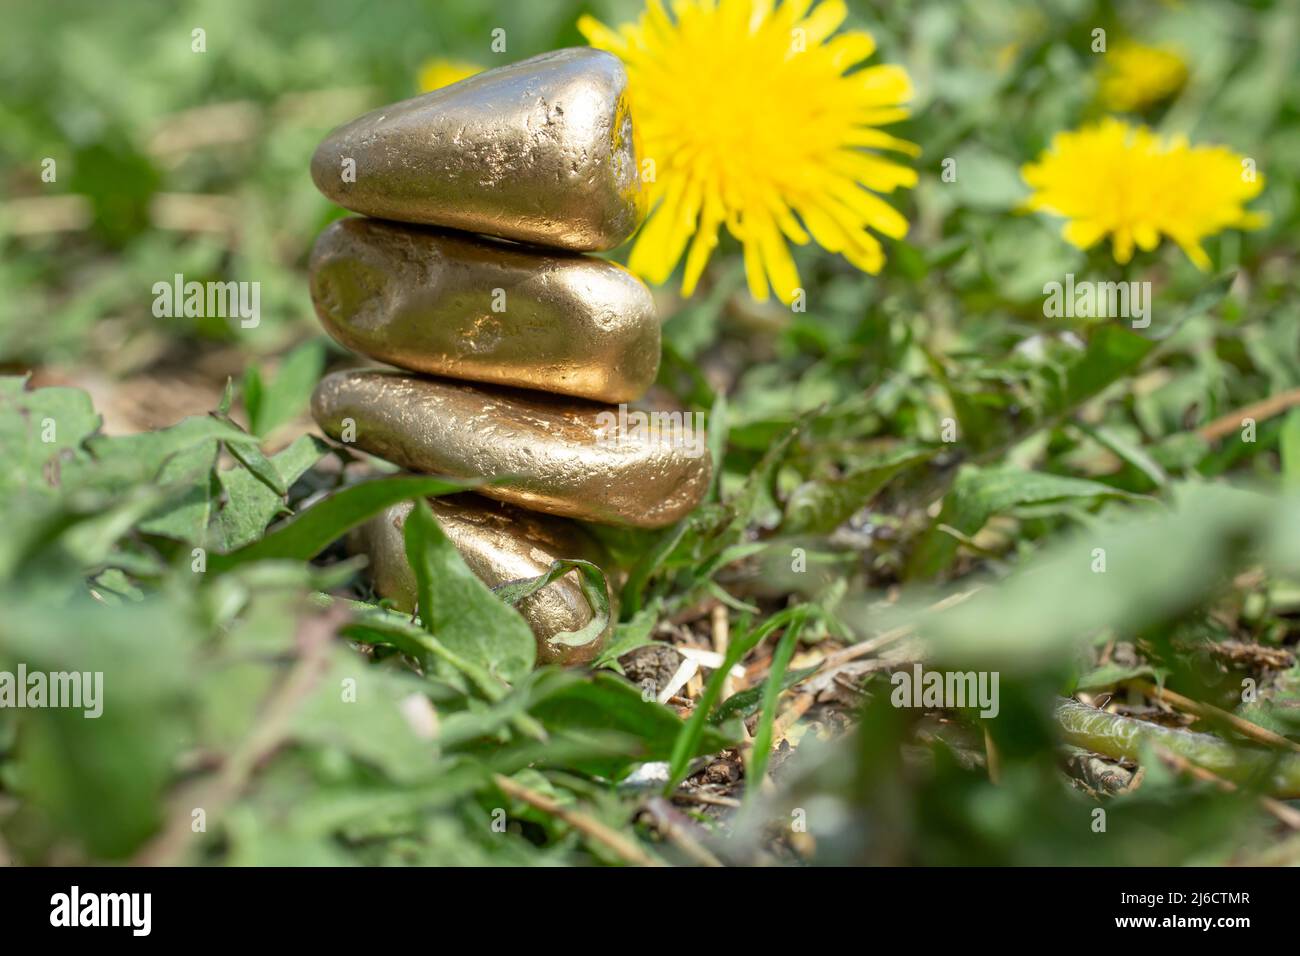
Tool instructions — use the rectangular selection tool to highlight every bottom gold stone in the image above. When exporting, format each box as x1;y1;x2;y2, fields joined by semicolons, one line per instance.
350;493;616;666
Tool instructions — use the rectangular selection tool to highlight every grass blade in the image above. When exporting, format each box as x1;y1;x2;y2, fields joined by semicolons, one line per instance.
746;612;808;799
207;474;469;572
664;605;810;794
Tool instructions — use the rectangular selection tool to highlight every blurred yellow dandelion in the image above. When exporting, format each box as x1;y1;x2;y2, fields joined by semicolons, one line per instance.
1021;118;1264;270
579;0;918;305
1097;41;1187;112
418;58;481;93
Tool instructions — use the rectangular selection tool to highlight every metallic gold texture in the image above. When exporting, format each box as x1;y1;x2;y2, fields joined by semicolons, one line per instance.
310;48;644;251
352;494;614;666
309;217;659;404
312;369;711;528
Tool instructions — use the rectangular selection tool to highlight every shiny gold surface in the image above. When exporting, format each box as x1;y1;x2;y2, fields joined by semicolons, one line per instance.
310;217;659;403
352;494;614;665
310;48;644;251
312;369;711;528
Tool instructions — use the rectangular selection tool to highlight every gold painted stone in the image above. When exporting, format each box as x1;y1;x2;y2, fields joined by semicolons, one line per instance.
309;217;659;403
310;48;643;251
352;494;614;666
312;369;711;528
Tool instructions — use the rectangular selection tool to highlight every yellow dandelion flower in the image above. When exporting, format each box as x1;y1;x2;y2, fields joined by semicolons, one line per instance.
579;0;918;305
1097;41;1187;112
418;58;481;93
1021;118;1264;270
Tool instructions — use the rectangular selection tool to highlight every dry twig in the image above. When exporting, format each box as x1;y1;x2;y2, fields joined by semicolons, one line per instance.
1197;387;1300;443
1132;679;1300;754
492;774;664;867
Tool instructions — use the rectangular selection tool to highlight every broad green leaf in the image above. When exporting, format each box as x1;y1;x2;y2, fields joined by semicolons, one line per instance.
1056;323;1156;410
593;602;660;670
0;377;100;503
403;499;536;684
225;435;288;497
207;474;469;572
209;435;328;551
291;651;443;784
908;464;1139;578
136;437;220;541
920;482;1276;669
80;416;266;544
1072;661;1164;693
0;593;195;859
73;415;260;491
526;671;735;779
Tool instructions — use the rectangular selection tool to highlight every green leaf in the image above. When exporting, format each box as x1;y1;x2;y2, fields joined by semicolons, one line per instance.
402;499;536;684
0;377;101;504
726;418;803;536
1057;324;1156;410
746;612;808;797
0;593;196;859
209;435;328;551
71;419;240;546
493;558;611;654
619;519;693;615
206;474;470;572
593;603;661;670
341;605;508;701
710;664;820;724
51;415;266;545
943;145;1026;211
920;482;1276;670
225;435;288;497
136;438;221;541
707;390;728;502
907;464;1139;578
1073;661;1163;693
1280;407;1300;488
244;340;325;437
291;651;444;784
1074;421;1169;489
217;377;235;416
784;446;934;534
944;323;1158;459
527;671;734;779
665;605;812;793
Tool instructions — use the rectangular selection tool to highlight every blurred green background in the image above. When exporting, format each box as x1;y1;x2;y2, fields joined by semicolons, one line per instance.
1;0;666;403
4;0;1296;424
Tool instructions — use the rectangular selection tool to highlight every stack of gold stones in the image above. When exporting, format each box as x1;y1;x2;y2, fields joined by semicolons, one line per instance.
307;49;711;666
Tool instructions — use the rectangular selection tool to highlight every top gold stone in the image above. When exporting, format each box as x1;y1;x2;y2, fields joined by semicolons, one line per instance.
310;48;645;252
